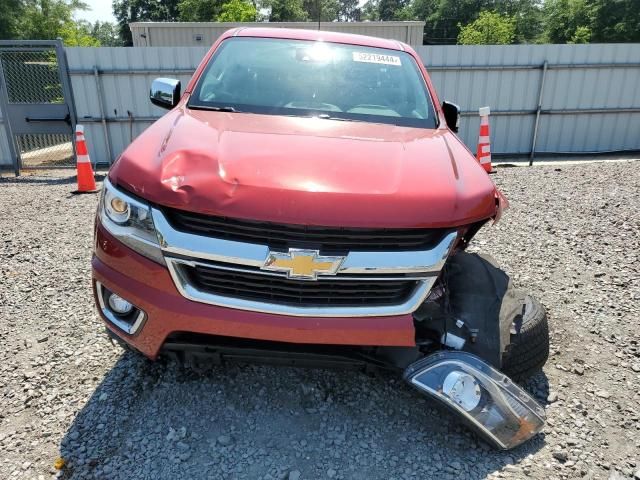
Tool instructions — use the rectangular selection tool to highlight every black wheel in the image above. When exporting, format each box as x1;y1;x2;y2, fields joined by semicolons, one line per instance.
438;251;550;380
501;294;549;381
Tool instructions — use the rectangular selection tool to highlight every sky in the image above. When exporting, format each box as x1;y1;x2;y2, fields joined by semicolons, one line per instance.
75;0;117;24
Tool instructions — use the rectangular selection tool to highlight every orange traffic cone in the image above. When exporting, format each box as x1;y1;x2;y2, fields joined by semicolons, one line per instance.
476;107;495;174
72;125;98;194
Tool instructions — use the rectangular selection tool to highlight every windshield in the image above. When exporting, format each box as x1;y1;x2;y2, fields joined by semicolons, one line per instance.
189;37;437;129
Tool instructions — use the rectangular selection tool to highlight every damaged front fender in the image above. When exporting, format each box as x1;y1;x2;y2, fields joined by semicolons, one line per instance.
414;251;521;370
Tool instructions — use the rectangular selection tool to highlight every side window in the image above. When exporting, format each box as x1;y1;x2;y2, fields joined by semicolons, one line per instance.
198;47;228;101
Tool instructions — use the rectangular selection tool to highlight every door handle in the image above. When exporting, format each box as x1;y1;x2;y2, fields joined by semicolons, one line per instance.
25;113;71;125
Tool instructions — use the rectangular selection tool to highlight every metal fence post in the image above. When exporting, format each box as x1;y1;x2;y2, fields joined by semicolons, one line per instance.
93;66;113;166
0;54;20;176
529;60;548;166
55;40;79;170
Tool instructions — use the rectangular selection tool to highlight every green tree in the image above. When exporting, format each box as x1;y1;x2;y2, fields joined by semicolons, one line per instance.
302;0;360;22
457;10;516;44
303;0;340;21
16;0;88;40
588;0;640;42
337;0;360;20
217;0;256;21
60;19;100;46
499;0;543;43
378;0;407;20
542;0;639;43
360;0;379;20
113;0;180;45
1;0;106;43
570;25;591;43
267;0;307;21
542;0;590;43
0;0;24;39
407;0;435;26
416;0;485;44
91;21;123;46
411;0;542;44
177;0;220;20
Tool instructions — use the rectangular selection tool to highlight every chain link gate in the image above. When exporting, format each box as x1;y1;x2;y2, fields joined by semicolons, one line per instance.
0;40;77;175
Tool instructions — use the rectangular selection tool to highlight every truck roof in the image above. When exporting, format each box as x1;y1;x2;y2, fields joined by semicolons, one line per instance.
225;27;409;52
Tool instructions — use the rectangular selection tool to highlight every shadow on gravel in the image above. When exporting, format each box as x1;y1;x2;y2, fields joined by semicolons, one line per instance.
0;173;106;185
59;352;547;480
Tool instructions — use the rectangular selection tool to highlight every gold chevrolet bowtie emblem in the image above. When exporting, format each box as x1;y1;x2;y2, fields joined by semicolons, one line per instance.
262;249;345;280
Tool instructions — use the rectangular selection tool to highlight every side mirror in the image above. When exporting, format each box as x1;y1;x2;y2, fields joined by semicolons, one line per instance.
442;101;460;133
150;78;181;110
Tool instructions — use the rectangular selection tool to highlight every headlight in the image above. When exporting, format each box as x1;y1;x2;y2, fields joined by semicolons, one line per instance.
404;351;545;450
98;178;165;265
104;189;131;223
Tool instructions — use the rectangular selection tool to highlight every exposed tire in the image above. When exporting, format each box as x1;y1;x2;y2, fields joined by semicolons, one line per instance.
432;251;550;380
501;294;549;381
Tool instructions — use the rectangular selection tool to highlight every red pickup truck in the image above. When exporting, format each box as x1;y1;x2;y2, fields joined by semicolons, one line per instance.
92;28;549;449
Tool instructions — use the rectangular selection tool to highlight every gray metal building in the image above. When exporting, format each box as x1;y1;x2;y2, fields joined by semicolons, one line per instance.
129;21;426;47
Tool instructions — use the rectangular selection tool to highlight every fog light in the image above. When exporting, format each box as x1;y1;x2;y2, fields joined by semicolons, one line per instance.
96;282;146;335
404;351;545;450
443;371;482;411
108;293;133;315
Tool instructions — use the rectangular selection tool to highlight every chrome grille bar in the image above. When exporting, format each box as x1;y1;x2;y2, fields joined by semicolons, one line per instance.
152;208;458;317
153;208;457;275
167;257;438;317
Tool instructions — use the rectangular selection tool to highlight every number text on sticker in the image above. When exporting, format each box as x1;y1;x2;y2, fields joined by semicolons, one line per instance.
352;52;402;66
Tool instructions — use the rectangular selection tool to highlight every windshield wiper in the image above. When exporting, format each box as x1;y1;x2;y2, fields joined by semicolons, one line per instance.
191;105;240;113
316;113;361;122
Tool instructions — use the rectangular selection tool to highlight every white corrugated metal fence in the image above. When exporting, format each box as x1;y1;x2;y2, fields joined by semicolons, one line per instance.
66;46;209;167
419;44;640;155
1;43;639;170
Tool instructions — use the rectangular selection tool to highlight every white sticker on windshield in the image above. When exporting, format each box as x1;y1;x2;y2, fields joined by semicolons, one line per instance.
352;52;402;66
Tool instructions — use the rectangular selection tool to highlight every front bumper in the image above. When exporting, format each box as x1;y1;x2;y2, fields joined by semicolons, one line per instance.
94;222;546;450
93;222;417;358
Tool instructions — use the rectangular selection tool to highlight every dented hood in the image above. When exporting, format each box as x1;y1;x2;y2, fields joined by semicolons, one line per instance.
109;107;498;228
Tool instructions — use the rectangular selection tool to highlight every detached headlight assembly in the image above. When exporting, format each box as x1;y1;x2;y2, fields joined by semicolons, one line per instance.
404;351;545;450
99;178;165;265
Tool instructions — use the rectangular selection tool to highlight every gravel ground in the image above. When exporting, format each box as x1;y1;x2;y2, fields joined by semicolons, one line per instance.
0;161;639;480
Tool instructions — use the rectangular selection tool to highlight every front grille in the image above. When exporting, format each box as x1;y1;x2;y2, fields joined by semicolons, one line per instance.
185;264;419;307
163;207;450;254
